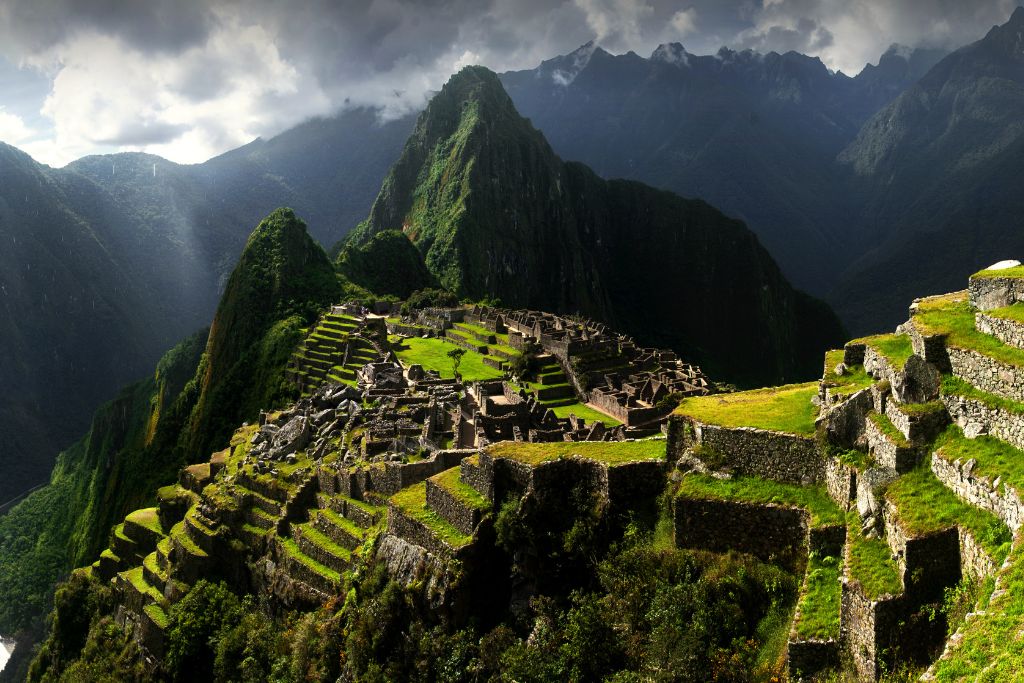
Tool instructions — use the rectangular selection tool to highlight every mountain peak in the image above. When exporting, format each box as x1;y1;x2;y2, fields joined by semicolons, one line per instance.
650;42;689;65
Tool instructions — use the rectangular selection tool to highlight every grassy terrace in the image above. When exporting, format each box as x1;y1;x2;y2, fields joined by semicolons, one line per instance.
987;302;1024;323
936;425;1024;496
676;474;844;528
126;508;162;535
793;552;842;641
853;333;915;370
914;292;1024;367
822;349;874;396
170;521;207;558
548;402;622;427
431;467;489;511
868;411;910;448
930;537;1024;680
144;603;169;629
674;382;819;437
391;482;472;548
942;374;1024;415
487;438;666;466
122;566;163;604
846;512;902;600
280;537;341;583
390;336;504;382
886;466;1011;564
971;265;1024;279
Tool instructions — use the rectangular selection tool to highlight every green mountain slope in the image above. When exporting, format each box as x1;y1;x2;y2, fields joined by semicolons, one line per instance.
349;66;844;386
0;208;337;666
831;7;1024;333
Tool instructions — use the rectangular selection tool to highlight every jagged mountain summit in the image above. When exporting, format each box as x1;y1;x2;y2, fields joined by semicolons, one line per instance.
347;65;845;386
499;40;946;295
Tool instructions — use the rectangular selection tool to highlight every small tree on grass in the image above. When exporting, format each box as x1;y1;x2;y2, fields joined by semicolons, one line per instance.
447;348;466;382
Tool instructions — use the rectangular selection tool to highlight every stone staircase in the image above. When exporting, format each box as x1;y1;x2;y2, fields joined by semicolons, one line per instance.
288;312;383;395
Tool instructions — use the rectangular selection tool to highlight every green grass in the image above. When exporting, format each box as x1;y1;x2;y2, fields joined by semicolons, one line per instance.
930;540;1024;680
122;566;163;604
125;508;162;536
914;292;1024;367
548;402;623;426
674;382;819;436
455;322;497;338
280;537;341;583
144;603;169;629
853;333;915;370
936;425;1024;496
298;524;352;562
987;302;1024;323
431;467;490;511
868;411;910;448
170;521;207;558
942;374;1024;415
891;399;945;417
821;349;874;396
391;336;504;381
971;265;1024;279
793;552;842;641
676;474;844;527
487;438;667;466
391;482;472;548
142;551;166;581
886;466;1011;563
846;512;902;600
317;508;366;540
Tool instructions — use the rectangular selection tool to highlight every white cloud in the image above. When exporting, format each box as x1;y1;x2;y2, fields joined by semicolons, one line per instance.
0;107;34;145
670;8;698;37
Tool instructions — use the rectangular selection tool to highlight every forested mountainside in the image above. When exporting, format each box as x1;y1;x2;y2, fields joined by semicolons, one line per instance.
348;66;844;386
0;111;409;501
0;209;338;680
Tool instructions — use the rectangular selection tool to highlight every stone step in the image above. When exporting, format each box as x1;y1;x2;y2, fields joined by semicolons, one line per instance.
312;509;365;550
292;523;351;574
97;548;122;582
111;523;142;564
184;510;218;555
425;468;489;536
942;385;1024;452
883;398;949;444
278;537;340;597
865;411;919;473
142;551;168;595
536;383;575;401
244;505;277;530
316;493;383;528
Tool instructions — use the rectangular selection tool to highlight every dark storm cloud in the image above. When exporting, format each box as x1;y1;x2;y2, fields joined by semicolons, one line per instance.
1;0;1022;165
0;0;215;55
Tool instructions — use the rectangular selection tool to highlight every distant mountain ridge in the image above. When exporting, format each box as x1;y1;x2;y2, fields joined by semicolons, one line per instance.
499;39;946;294
348;66;845;385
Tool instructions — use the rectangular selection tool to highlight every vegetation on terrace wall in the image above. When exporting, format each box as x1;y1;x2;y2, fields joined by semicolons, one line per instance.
0;208;346;676
31;495;797;682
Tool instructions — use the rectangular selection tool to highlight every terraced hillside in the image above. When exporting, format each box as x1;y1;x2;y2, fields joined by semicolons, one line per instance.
288;309;385;394
668;263;1024;680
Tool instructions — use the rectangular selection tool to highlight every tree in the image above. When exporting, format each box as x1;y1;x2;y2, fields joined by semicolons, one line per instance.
447;348;466;381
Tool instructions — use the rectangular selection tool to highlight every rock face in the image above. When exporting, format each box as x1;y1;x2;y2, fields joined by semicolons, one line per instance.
348;66;845;386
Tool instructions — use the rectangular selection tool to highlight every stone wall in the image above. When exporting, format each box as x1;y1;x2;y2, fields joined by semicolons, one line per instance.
671;419;823;485
931;452;1024;533
959;527;999;580
947;346;1024;402
824;457;856;508
865;415;918;473
906;319;951;372
841;583;905;681
605;460;668;517
883;501;961;602
820;388;872;448
976;312;1024;350
673;498;810;571
943;393;1024;451
968;276;1024;311
787;639;839;680
425;478;481;536
884;398;948;443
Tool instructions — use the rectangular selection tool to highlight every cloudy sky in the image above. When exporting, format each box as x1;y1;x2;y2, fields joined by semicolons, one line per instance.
0;0;1019;167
